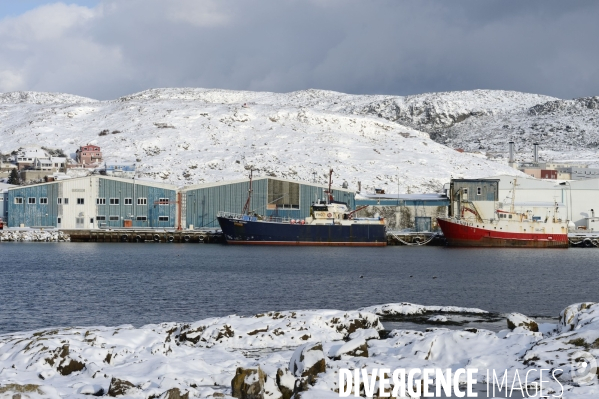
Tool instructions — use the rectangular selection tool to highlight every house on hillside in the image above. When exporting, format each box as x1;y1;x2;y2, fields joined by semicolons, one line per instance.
76;145;102;166
33;157;67;172
16;148;48;170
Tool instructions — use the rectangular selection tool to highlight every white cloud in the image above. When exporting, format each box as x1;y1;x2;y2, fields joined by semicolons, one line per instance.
0;0;597;100
0;69;24;91
0;3;96;41
165;0;230;27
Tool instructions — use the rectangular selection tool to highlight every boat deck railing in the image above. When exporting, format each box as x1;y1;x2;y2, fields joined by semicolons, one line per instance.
217;211;300;224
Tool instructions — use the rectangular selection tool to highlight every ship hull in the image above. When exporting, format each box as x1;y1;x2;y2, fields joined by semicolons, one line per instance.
437;218;568;248
218;217;386;246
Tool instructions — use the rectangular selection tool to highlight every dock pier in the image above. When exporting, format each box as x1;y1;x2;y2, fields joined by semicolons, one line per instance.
62;229;224;243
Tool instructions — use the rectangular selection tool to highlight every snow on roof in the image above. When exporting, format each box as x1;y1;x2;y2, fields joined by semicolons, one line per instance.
181;176;354;192
6;175;177;191
356;193;447;201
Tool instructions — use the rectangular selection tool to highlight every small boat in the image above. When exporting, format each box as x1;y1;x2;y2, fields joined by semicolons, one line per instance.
438;178;569;248
217;170;386;246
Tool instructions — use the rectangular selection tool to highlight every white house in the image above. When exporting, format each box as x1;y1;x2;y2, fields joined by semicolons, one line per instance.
33;157;66;172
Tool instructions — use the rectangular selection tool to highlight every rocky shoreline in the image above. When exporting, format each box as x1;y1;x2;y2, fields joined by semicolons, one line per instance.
0;230;70;242
0;303;597;398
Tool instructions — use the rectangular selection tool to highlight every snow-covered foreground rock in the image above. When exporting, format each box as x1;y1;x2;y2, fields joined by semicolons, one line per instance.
0;88;528;194
0;303;597;398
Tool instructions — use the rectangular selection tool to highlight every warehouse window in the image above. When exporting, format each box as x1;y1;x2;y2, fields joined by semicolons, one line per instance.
14;197;23;204
158;216;169;221
267;179;300;210
77;198;84;205
158;198;169;205
137;198;147;205
96;198;106;205
64;198;69;205
96;216;106;221
477;187;481;195
124;198;132;205
109;215;119;221
110;198;119;205
28;197;36;204
39;197;48;204
136;216;147;221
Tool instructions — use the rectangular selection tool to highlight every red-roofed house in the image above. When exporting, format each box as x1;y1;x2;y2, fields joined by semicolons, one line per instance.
76;145;102;166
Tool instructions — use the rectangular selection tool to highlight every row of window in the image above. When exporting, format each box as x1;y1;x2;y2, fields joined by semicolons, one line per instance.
95;215;169;221
14;197;170;205
96;198;154;205
15;197;82;205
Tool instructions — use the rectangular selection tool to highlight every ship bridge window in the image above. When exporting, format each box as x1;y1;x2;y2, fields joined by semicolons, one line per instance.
267;179;300;210
477;187;481;195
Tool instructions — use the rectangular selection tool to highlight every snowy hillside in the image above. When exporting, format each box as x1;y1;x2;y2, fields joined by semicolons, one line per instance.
0;88;538;193
441;96;599;163
0;91;96;105
358;90;599;164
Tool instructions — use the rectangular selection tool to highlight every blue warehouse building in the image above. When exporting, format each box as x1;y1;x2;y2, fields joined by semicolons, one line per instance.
182;177;355;229
7;176;177;229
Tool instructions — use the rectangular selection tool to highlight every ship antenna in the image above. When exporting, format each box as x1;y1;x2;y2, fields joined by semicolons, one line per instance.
242;169;254;215
510;178;517;214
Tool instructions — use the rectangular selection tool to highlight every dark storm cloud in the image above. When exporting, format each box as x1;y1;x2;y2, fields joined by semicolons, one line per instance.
0;0;597;100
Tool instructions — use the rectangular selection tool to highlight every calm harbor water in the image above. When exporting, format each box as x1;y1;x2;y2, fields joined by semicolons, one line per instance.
0;243;598;335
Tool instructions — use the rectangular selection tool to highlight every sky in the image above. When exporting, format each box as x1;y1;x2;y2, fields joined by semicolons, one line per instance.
0;0;598;100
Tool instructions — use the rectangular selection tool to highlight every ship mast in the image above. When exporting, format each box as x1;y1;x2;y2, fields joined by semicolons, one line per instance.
242;169;254;215
326;168;334;204
510;178;518;214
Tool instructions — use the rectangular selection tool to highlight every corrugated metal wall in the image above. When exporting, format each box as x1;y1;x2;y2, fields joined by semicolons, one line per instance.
449;180;499;218
451;180;498;202
185;180;269;228
97;178;176;228
8;182;60;227
184;178;355;228
7;177;354;229
1;192;8;221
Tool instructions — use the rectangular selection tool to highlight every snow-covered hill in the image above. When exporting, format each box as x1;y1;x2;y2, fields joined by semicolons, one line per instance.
0;88;553;193
0;91;96;105
358;90;599;164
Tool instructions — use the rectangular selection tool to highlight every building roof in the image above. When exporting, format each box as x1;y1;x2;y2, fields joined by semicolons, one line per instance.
484;174;599;190
6;175;177;191
356;193;447;201
181;176;354;193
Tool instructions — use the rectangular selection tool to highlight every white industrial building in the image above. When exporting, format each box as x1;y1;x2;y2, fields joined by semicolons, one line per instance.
490;175;599;230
